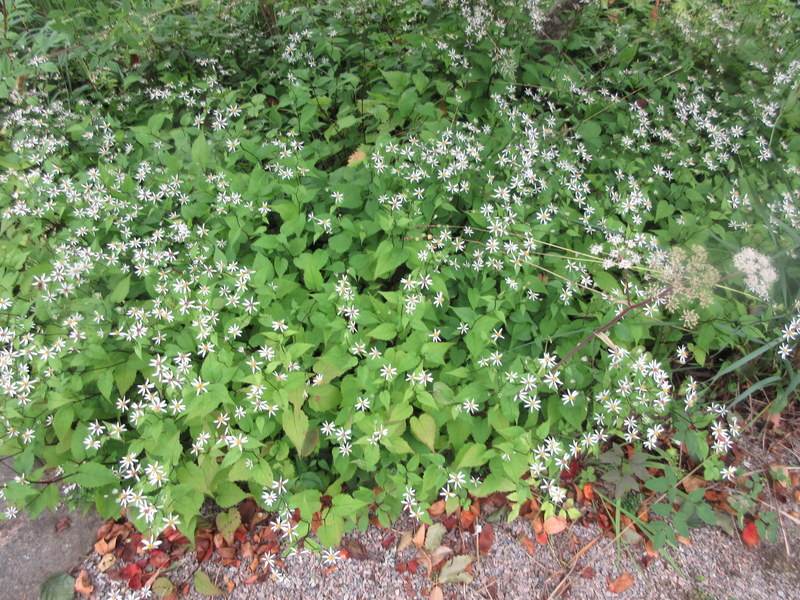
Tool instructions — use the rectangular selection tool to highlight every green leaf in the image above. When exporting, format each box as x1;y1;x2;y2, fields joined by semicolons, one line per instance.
216;507;241;544
194;571;225;596
317;513;345;547
214;482;247;508
282;408;310;454
410;414;436;451
109;276;130;303
454;443;487;470
382;70;411;91
192;133;210;166
367;323;396;341
152;577;175;598
40;573;74;600
72;463;119;488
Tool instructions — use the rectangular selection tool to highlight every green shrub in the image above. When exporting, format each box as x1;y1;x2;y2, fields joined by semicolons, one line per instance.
0;0;798;561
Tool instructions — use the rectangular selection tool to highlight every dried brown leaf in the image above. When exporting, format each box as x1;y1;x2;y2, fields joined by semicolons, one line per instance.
607;572;634;593
543;515;567;535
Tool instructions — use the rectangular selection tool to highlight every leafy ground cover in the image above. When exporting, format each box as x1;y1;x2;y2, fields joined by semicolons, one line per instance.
1;0;799;596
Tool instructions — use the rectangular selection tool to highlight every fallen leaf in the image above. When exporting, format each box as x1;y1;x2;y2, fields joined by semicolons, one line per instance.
398;530;414;552
478;523;494;555
151;577;175;598
607;572;634;593
343;539;369;560
682;475;706;494
439;555;474;584
74;571;93;597
428;544;453;568
520;536;536;556
428;500;446;517
98;553;117;572
543;515;568;535
413;524;427;548
425;523;447;552
194;571;224;596
644;539;658;558
581;566;596;578
676;534;692;545
535;532;548;545
55;516;72;533
459;508;476;531
40;572;74;600
429;585;444;600
742;520;760;547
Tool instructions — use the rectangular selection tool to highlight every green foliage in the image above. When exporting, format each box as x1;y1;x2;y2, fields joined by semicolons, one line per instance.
0;0;798;570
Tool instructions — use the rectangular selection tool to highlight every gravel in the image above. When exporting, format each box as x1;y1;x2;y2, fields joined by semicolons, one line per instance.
78;502;800;600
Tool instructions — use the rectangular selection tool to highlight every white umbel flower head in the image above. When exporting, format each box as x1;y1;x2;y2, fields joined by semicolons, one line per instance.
733;247;778;301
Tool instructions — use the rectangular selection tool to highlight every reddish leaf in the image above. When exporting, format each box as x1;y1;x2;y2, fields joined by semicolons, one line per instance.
407;559;418;574
520;535;536;556
607;572;634;593
581;566;596;578
381;534;397;549
395;562;408;573
742;520;760;547
535;532;548;545
149;550;170;568
342;539;369;560
55;516;72;533
128;574;143;591
120;563;142;580
478;524;494;555
459;508;476;531
583;482;595;501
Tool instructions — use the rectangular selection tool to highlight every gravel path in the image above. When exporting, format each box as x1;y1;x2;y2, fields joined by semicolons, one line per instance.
78;499;800;600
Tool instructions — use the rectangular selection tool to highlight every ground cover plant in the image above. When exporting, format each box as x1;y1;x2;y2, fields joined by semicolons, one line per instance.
1;0;799;594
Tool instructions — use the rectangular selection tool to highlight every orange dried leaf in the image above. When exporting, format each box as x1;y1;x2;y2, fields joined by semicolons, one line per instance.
74;570;94;597
583;482;595;501
429;585;444;600
413;524;427;549
520;535;536;556
543;515;568;535
607;572;634;593
428;500;446;517
676;534;692;546
535;531;548;545
742;520;760;547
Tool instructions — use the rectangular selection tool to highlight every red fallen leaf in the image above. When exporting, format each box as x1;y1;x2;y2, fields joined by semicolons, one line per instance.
581;566;596;578
120;563;142;580
243;574;259;585
128;574;143;590
407;559;418;574
560;458;581;480
395;562;408;573
520;535;536;556
478;523;494;555
607;572;634;593
74;570;93;597
381;534;397;549
535;532;548;545
234;525;248;544
149;550;170;568
217;547;237;560
442;513;458;530
55;516;72;533
239;498;258;525
742;520;760;547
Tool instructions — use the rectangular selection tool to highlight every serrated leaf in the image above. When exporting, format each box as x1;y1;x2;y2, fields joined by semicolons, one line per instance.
194;571;224;596
152;577;175;598
282;408;310;454
72;463;118;488
216;507;241;544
